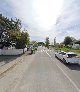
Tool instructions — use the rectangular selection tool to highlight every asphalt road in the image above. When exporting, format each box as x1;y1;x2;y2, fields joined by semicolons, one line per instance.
14;47;80;92
0;47;80;92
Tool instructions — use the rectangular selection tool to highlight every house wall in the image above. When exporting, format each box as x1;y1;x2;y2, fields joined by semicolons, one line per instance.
72;44;80;49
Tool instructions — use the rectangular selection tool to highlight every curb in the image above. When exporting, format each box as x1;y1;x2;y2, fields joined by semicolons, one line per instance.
0;56;22;78
0;51;31;78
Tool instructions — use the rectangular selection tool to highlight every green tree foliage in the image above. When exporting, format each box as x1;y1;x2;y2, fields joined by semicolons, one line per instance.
70;37;76;42
0;14;21;31
0;14;30;49
75;40;80;44
31;41;38;47
0;31;10;49
15;31;30;49
38;42;45;46
64;36;72;46
45;37;50;48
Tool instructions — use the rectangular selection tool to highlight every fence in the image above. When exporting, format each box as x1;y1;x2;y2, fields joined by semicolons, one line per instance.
0;48;27;55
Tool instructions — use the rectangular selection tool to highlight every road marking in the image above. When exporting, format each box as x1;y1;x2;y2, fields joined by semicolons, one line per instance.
37;50;52;53
46;52;80;92
46;52;51;57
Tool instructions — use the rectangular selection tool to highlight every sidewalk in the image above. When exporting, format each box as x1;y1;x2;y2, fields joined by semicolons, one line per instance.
0;51;34;92
0;51;30;78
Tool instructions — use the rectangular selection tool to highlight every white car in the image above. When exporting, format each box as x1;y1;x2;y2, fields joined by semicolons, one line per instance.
55;51;66;60
55;51;80;64
62;52;80;64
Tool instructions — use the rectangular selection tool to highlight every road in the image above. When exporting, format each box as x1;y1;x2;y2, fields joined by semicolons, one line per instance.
0;47;80;92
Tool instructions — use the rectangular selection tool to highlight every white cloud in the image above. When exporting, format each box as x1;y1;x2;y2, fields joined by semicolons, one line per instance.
1;0;80;43
4;0;63;42
33;0;63;30
56;0;80;43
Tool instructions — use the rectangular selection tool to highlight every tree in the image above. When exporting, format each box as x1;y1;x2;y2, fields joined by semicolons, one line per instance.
15;31;30;49
75;40;80;44
0;14;21;31
0;30;11;49
64;36;72;46
0;14;30;49
30;41;38;47
38;42;45;46
70;37;76;42
45;37;50;48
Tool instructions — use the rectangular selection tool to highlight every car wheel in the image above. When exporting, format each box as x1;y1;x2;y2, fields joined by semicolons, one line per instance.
55;55;57;58
67;62;71;65
63;58;67;64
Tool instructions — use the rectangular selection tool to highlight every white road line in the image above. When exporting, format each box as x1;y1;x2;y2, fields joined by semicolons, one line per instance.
46;52;80;92
46;52;51;57
56;62;80;92
37;49;52;53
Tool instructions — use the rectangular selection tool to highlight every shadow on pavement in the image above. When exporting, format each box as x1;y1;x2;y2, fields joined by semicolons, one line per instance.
64;64;80;71
0;55;22;67
0;51;31;67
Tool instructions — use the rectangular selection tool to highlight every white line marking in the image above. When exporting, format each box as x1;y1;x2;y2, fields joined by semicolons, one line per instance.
56;63;80;92
46;52;80;92
37;50;52;53
46;52;51;57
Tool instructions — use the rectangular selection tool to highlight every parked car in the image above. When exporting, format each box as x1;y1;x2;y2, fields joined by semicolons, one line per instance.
55;51;66;60
62;52;80;64
55;51;80;64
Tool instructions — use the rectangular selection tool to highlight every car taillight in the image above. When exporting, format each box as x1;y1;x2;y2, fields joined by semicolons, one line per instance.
67;56;70;58
67;56;72;58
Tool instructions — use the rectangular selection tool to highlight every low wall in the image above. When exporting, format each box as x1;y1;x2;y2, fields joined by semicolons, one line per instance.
24;48;27;52
0;48;27;55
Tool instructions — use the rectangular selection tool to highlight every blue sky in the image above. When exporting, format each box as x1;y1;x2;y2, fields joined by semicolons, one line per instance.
0;0;80;43
56;0;80;42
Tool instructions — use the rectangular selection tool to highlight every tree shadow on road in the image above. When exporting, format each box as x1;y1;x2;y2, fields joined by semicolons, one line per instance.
0;50;31;67
0;55;22;67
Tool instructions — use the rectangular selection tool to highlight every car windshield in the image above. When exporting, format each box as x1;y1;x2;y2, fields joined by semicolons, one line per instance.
68;54;77;58
59;52;66;55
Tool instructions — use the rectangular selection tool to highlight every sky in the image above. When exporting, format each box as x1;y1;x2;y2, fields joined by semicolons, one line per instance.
0;0;80;43
56;0;80;43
